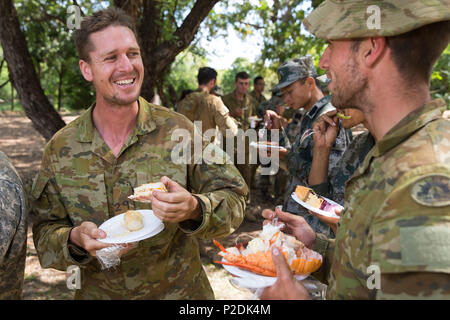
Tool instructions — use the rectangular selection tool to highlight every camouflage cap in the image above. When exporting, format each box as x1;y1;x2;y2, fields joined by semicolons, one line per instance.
273;56;317;91
303;0;450;40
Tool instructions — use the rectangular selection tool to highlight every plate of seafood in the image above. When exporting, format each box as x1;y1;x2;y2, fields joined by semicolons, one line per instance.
291;185;342;219
128;182;168;203
97;210;164;244
214;223;322;289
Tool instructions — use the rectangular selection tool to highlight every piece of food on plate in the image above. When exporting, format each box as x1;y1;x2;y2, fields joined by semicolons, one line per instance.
295;185;341;214
123;210;144;231
128;182;168;202
214;223;322;277
295;185;324;208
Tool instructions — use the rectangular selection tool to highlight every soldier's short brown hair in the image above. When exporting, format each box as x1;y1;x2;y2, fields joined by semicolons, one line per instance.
386;20;450;85
74;7;138;62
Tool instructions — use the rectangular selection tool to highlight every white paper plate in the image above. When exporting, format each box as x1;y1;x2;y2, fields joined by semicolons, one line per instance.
97;210;164;244
291;192;342;219
249;141;284;150
222;258;308;289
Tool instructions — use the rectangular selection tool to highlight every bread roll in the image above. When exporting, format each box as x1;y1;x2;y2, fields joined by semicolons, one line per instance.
124;210;144;231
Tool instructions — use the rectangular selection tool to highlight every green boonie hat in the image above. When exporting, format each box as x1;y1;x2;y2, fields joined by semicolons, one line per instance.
273;56;317;91
303;0;450;40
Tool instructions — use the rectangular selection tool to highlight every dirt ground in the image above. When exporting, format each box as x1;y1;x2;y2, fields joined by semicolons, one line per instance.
0;111;279;300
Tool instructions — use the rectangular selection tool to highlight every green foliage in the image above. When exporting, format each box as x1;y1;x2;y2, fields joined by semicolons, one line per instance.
163;47;209;102
430;45;450;108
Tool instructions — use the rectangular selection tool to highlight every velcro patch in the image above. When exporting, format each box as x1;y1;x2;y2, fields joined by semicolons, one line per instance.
410;175;450;207
400;226;450;270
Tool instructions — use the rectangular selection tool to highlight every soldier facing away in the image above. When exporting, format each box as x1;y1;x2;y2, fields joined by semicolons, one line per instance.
30;7;247;300
0;151;28;299
261;0;450;300
177;67;238;147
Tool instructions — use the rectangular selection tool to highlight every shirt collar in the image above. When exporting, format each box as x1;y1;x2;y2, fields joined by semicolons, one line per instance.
76;96;157;143
305;95;332;120
372;99;446;157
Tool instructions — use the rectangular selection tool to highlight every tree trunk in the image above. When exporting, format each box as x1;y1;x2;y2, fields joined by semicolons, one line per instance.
0;0;65;141
57;64;64;111
117;0;220;103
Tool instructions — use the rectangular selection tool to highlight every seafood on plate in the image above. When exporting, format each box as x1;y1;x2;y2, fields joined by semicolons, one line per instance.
123;210;144;232
295;185;341;213
128;182;168;202
214;223;322;277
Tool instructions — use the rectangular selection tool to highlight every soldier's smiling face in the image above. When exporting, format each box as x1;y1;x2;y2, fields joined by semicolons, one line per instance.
319;40;368;111
80;25;144;107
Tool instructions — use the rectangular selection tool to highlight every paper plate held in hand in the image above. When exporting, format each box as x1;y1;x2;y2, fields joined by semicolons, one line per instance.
222;258;308;289
291;192;342;219
97;210;164;244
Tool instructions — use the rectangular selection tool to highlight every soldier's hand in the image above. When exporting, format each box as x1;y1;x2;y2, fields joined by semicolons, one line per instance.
232;107;244;118
309;207;342;234
259;246;311;300
313;110;339;150
151;176;202;223
69;222;112;257
262;207;316;249
264;110;280;129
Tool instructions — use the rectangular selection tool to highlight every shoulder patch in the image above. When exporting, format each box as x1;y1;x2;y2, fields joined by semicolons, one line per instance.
410;175;450;207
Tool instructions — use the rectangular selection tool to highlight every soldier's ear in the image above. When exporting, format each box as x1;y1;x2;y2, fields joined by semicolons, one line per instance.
361;37;387;69
79;59;93;82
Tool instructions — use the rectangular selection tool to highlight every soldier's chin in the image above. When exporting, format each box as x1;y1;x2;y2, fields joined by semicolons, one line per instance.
108;93;141;106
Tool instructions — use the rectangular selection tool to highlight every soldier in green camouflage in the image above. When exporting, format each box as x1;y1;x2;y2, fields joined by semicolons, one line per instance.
221;71;258;131
0;151;27;299
177;67;238;146
31;8;247;300
222;72;258;220
249;76;267;106
260;0;450;300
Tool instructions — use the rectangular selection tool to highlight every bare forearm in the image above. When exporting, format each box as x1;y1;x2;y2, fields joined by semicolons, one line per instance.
308;147;331;186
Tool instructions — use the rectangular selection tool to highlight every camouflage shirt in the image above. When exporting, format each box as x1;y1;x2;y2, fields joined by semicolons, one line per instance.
31;97;247;300
0;151;28;300
221;90;257;131
249;90;267;105
282;95;353;237
315;99;450;299
177;88;238;143
310;130;375;206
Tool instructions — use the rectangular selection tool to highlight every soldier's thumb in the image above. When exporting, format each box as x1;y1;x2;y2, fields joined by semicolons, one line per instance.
160;176;181;192
271;246;291;280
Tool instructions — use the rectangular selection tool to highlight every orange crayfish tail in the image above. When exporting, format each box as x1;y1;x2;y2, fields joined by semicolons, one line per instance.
216;260;277;277
213;239;228;253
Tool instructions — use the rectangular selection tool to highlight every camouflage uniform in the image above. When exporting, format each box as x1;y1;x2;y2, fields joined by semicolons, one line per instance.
310;131;375;206
221;90;257;132
249;90;267;106
0;151;28;300
313;100;450;299
304;0;450;299
177;88;238;146
281;95;353;238
31;97;248;300
221;90;258;190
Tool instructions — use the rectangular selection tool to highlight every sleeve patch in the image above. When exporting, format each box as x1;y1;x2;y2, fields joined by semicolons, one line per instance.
410;175;450;207
400;226;450;270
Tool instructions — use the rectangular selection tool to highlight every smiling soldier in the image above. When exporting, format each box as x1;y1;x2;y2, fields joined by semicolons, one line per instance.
260;0;450;300
30;7;247;300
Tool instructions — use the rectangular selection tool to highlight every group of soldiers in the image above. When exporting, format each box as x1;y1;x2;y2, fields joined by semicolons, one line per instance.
176;67;302;221
0;1;449;300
